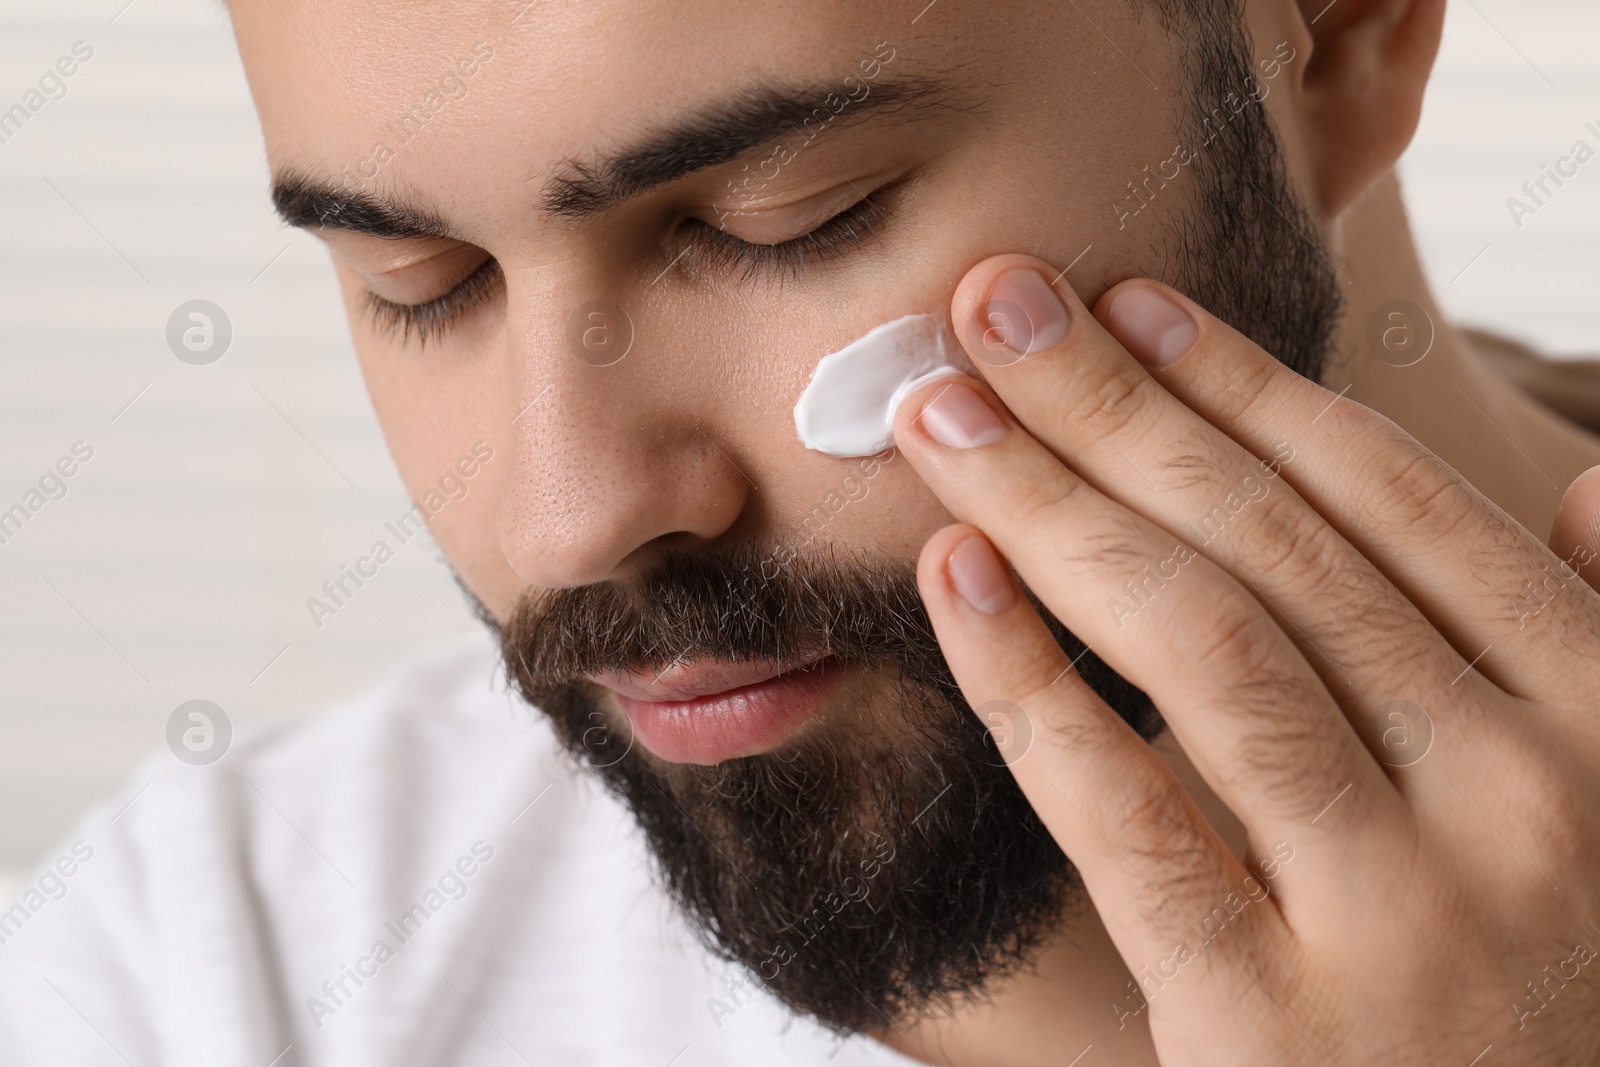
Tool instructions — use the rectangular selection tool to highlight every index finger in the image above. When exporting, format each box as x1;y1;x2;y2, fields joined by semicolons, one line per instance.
1097;278;1600;700
890;367;1399;869
912;520;1286;986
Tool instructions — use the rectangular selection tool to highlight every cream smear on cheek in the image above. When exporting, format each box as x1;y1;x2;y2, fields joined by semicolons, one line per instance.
792;313;975;457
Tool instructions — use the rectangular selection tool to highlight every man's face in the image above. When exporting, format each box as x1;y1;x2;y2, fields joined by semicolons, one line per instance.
230;0;1340;1033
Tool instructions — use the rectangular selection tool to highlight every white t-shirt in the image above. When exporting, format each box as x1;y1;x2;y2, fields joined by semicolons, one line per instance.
0;632;923;1066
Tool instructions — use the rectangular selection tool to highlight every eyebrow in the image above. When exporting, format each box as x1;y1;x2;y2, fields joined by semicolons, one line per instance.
272;176;453;241
271;73;963;241
539;74;961;219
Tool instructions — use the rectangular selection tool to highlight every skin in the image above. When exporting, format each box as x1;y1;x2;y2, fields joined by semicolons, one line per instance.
226;0;1600;1062
895;260;1600;1065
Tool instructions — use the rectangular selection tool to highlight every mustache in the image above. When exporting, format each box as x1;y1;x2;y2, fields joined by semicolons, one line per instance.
500;542;956;695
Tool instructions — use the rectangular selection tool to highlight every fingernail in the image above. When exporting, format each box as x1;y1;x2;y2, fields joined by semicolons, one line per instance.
985;268;1069;356
918;380;1009;449
1108;287;1197;367
947;534;1015;615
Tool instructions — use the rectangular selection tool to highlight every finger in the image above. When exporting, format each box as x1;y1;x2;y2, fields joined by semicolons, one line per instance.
891;372;1400;871
947;254;1475;751
1100;278;1600;700
915;523;1286;977
1550;465;1600;592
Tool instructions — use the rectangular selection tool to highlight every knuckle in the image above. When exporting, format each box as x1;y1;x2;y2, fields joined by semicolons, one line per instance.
1029;684;1125;759
1505;740;1598;874
1156;428;1235;494
1093;758;1206;860
1224;678;1363;816
1360;438;1477;543
1233;491;1345;591
1066;362;1160;441
1163;585;1277;680
1208;353;1281;426
1071;510;1163;573
1006;467;1092;535
1004;476;1094;563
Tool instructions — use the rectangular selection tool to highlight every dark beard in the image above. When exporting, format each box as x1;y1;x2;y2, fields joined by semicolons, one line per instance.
499;544;1158;1033
488;0;1344;1039
1158;0;1345;384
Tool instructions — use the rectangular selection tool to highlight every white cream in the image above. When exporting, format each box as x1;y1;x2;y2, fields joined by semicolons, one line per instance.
792;313;974;457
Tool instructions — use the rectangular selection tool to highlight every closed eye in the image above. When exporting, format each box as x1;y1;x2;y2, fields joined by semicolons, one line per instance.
678;189;892;283
359;187;893;345
362;256;505;346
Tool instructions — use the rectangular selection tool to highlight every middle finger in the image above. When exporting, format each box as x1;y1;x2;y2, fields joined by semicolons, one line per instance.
950;254;1479;762
890;369;1402;870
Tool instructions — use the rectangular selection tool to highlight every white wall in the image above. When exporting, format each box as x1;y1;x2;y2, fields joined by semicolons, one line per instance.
1399;1;1600;353
1;0;1597;888
0;0;482;883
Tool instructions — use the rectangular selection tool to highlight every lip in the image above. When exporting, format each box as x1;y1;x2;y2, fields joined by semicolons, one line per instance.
590;656;842;765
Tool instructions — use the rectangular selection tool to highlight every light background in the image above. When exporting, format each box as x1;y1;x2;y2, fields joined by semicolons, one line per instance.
1;0;1597;892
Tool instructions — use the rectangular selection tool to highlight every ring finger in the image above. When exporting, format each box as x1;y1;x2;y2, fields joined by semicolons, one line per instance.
891;371;1404;883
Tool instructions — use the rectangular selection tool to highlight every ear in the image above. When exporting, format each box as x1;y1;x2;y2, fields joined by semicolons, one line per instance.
1288;0;1445;217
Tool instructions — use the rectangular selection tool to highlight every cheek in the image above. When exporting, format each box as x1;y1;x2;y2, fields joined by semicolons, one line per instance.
334;259;521;616
771;454;957;563
662;270;965;560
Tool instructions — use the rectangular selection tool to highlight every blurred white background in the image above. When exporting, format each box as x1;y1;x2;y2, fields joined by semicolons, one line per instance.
1;0;1597;892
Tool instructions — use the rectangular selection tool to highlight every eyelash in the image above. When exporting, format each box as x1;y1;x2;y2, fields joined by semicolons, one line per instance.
363;257;506;346
681;192;890;283
361;190;890;343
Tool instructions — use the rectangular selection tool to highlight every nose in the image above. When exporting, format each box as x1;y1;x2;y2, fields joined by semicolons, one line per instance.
495;305;751;589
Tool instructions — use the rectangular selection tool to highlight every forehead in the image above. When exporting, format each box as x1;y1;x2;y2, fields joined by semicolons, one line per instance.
228;0;1169;199
234;1;932;178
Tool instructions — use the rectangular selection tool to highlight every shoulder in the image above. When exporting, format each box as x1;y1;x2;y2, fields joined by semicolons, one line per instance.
104;629;567;867
1464;326;1600;436
0;630;601;1058
103;628;595;905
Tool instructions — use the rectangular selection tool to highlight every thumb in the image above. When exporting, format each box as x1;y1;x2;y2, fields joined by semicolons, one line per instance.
1550;465;1600;593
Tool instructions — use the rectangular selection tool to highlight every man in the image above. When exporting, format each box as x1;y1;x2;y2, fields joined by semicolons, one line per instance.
5;0;1600;1063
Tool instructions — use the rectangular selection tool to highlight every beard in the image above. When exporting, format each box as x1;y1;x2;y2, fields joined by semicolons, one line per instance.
488;0;1344;1038
499;545;1155;1033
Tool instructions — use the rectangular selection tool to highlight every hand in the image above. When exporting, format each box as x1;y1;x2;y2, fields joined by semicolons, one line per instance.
892;254;1600;1065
